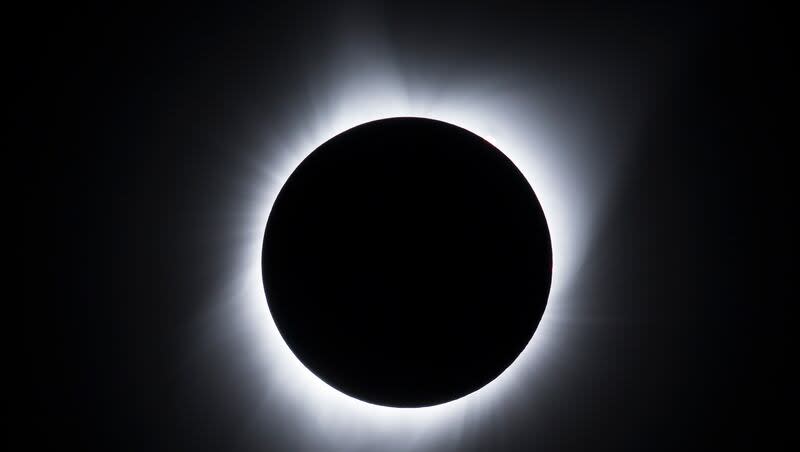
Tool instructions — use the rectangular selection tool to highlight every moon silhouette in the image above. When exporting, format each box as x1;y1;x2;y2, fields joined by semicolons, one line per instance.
262;117;552;407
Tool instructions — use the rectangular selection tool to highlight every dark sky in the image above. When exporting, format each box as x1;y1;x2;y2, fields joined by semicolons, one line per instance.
22;2;786;451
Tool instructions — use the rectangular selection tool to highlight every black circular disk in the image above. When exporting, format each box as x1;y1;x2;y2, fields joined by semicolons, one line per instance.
262;117;552;407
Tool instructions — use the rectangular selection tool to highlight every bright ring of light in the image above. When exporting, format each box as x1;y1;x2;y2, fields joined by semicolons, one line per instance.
218;66;595;450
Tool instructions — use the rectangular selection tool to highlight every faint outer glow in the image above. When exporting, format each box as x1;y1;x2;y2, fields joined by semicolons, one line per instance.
215;54;605;451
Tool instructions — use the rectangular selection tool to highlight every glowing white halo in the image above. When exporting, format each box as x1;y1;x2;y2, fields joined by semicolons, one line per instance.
216;61;603;451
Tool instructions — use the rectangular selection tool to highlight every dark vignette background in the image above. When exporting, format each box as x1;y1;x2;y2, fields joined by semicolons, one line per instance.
18;1;787;451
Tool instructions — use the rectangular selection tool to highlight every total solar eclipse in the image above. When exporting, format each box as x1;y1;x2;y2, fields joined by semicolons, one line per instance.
262;117;552;407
